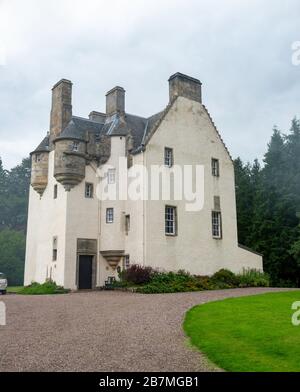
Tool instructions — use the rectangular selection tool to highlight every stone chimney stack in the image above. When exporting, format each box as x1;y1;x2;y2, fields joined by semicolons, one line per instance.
50;79;72;143
168;72;202;103
106;86;125;116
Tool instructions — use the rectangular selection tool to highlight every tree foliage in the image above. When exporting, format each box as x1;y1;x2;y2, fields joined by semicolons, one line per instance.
235;119;300;286
0;157;30;285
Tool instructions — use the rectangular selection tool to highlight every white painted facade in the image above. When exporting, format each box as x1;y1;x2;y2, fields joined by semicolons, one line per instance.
25;74;263;289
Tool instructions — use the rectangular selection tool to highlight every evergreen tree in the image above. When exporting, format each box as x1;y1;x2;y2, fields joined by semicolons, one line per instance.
0;229;25;285
263;127;286;193
284;118;300;210
234;158;254;245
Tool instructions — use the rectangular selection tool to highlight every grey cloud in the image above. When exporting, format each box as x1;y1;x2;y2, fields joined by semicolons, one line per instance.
0;0;300;168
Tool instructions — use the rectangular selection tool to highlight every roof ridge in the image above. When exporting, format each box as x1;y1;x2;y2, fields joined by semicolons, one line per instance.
125;112;147;120
147;110;164;121
72;115;105;124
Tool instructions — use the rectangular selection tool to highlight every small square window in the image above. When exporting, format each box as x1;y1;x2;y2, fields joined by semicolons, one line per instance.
85;183;93;198
107;168;116;184
212;211;222;239
54;184;58;199
106;208;114;223
164;147;173;167
165;206;177;235
124;255;130;269
125;214;130;234
72;141;79;152
212;158;220;177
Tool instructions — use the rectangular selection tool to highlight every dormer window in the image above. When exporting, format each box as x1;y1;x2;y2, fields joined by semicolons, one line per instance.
72;141;79;152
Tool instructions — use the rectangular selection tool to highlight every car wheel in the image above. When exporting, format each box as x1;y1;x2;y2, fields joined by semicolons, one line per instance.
1;290;6;295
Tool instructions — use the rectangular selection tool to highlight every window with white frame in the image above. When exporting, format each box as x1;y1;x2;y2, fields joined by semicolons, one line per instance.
125;214;130;234
72;141;79;152
212;211;222;239
164;147;173;167
107;168;116;184
124;255;130;269
85;183;93;198
212;158;220;177
106;208;114;223
165;206;177;235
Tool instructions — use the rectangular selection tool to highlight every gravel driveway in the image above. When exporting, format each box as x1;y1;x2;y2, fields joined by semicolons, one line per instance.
0;287;291;372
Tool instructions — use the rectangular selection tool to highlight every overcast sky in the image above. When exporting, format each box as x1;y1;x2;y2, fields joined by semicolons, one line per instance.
0;0;299;169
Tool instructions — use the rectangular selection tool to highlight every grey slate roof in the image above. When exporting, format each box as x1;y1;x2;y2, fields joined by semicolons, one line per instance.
32;109;165;154
55;116;105;141
31;135;50;154
32;97;167;155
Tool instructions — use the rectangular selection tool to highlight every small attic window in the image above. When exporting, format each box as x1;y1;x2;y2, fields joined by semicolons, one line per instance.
212;158;220;177
35;154;41;163
72;141;79;152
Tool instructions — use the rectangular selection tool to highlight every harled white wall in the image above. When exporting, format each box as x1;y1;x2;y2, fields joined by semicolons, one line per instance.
24;151;67;286
144;96;263;274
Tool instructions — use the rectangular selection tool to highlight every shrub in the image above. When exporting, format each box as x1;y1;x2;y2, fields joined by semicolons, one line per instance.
122;264;154;285
136;270;209;294
194;275;214;290
128;266;270;294
211;269;239;288
236;269;270;288
18;281;69;295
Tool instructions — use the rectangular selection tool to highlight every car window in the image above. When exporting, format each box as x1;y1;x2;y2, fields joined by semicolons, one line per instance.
0;273;6;279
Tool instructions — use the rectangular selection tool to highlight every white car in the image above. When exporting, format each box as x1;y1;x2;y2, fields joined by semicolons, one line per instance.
0;273;7;295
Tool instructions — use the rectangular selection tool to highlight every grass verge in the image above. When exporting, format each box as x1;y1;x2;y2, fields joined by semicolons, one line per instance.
183;291;300;372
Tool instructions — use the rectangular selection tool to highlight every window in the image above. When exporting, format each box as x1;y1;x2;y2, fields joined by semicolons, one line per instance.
212;158;220;177
54;184;58;199
165;206;177;235
212;211;222;239
35;154;41;163
164;147;173;167
125;214;130;234
85;183;93;198
106;208;114;223
107;168;116;184
52;237;58;261
72;141;79;152
124;255;130;269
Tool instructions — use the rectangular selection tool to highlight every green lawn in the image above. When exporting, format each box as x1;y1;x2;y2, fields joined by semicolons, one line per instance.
7;286;24;293
183;291;300;372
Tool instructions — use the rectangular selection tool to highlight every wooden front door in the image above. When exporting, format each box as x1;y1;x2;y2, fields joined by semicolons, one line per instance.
78;255;93;289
